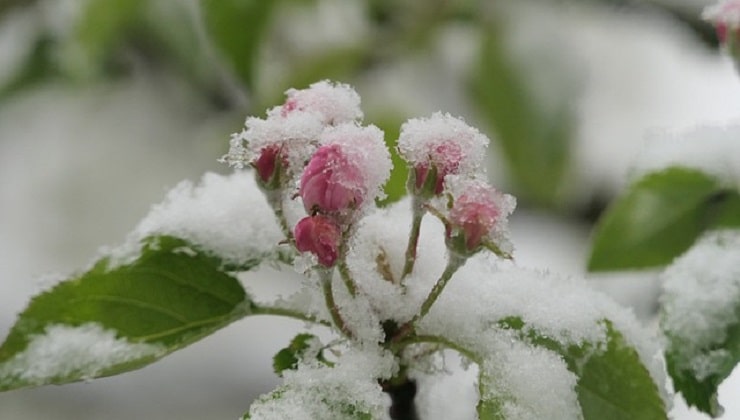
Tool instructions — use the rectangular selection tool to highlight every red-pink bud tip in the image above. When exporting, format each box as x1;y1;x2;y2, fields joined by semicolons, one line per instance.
294;215;342;267
254;145;281;184
300;144;364;214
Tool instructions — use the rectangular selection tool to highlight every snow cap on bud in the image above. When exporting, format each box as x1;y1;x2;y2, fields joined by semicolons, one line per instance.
268;80;363;125
444;176;516;256
299;123;392;218
220;112;324;186
294;215;342;267
397;112;489;196
704;1;740;54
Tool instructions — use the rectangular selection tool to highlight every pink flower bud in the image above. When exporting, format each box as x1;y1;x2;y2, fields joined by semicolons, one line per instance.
294;215;342;267
299;123;391;217
270;80;363;125
221;113;324;183
398;113;489;196
254;145;281;184
449;191;500;251
412;140;464;195
300;144;364;214
704;1;740;44
444;177;516;255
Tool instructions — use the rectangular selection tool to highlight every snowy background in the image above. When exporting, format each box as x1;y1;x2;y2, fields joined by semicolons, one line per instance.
2;0;740;418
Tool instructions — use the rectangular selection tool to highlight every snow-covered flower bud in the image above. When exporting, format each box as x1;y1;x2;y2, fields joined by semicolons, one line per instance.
268;80;363;125
704;1;740;63
220;112;324;188
301;144;363;214
254;145;281;185
294;215;342;267
299;123;392;219
397;112;489;198
443;177;516;257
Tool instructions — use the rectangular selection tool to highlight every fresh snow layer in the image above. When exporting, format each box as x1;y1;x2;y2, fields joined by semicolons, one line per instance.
0;323;164;386
109;171;284;268
480;336;583;420
417;254;667;400
246;347;393;420
279;198;669;415
661;230;740;382
635;123;740;186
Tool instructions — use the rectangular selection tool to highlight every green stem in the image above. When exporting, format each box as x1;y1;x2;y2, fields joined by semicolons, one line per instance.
390;254;467;344
320;269;353;339
338;259;358;297
401;196;425;281
261;185;292;242
392;334;480;364
252;304;330;327
336;231;358;296
416;253;466;321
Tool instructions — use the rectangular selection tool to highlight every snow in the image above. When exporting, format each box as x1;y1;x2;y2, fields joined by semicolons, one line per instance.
480;336;582;420
397;112;489;177
634;123;740;186
245;347;393;420
3;1;740;419
270;80;364;125
661;230;740;384
0;323;165;387
416;255;667;404
223;112;323;173
317;122;392;209
109;171;284;268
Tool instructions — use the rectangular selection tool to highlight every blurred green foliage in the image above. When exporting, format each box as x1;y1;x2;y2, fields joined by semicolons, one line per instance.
0;0;717;210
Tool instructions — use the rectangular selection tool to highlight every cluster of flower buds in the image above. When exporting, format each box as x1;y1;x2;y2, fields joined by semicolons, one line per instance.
704;0;740;67
222;81;391;267
397;112;515;258
223;80;514;269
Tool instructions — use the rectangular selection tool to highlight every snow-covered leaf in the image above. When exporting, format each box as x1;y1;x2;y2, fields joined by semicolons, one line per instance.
200;0;276;89
661;230;740;417
243;384;374;420
588;166;736;271
273;333;320;377
487;317;667;420
245;348;392;420
0;235;253;391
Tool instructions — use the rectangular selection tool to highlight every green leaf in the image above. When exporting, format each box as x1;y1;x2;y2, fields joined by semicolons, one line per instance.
371;112;410;206
496;317;667;420
200;0;276;90
470;25;573;207
0;36;59;100
65;0;147;77
660;231;740;417
665;320;740;417
588;167;738;271
273;333;318;377
0;235;253;391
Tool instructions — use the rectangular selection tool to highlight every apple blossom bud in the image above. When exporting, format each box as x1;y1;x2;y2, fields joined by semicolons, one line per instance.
269;80;363;125
398;112;489;198
254;145;281;185
299;123;391;218
444;177;516;256
704;1;740;64
294;215;342;267
300;144;364;214
220;113;324;184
